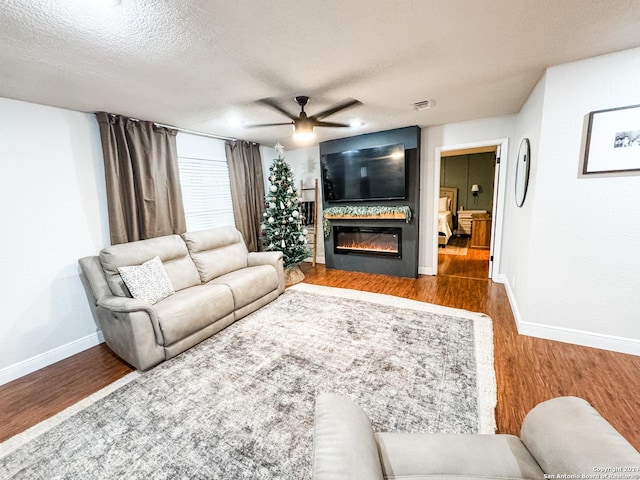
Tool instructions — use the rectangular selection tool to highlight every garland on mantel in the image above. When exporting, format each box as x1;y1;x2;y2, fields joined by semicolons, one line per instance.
322;205;412;237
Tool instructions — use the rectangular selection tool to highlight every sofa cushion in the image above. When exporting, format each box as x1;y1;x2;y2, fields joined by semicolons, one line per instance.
100;235;201;297
375;432;544;480
182;226;249;283
117;256;175;304
211;265;278;310
154;283;234;346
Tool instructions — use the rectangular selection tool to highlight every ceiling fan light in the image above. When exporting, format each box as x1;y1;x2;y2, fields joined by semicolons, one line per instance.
293;122;314;141
293;130;315;142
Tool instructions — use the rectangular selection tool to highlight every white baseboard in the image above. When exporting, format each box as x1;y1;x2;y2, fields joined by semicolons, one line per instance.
491;273;507;284
502;278;640;356
418;266;435;275
517;321;640;356
0;331;104;386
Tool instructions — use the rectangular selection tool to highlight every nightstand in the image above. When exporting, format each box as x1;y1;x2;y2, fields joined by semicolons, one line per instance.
456;210;486;236
471;213;492;249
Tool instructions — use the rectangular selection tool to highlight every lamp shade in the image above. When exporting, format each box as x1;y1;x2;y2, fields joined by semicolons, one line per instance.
293;121;315;142
471;184;480;192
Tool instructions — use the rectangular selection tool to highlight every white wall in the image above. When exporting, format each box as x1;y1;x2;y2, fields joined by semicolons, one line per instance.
502;48;640;354
420;116;516;274
177;132;227;160
500;76;546;301
0;98;110;384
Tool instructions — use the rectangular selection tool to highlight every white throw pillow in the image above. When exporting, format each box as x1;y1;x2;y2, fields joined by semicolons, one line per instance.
117;256;175;304
439;197;449;212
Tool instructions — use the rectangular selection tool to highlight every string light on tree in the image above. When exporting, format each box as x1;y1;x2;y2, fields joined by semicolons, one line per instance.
261;143;309;269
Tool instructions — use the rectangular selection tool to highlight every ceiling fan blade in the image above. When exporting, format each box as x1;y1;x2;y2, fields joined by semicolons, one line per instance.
312;120;350;128
245;122;294;128
311;98;362;121
257;98;298;121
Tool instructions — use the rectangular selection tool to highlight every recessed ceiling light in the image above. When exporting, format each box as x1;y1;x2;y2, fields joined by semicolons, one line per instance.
88;0;121;7
225;118;245;127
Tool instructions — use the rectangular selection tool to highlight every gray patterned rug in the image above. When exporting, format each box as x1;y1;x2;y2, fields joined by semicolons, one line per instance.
0;284;496;479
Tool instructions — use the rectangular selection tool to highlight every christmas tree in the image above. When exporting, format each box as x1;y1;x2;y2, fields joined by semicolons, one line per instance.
262;144;310;268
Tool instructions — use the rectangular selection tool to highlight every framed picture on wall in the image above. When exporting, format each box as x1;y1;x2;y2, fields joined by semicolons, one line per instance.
583;104;640;174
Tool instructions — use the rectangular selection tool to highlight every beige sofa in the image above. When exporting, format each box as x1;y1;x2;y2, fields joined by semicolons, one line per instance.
79;226;284;370
313;393;640;480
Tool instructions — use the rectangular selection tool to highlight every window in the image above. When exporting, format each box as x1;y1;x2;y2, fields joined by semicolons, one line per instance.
177;134;235;232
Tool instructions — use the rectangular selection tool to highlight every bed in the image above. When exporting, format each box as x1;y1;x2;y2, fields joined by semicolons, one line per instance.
438;187;457;247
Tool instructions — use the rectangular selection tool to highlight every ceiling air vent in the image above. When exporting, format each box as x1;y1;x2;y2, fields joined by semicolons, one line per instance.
413;100;434;111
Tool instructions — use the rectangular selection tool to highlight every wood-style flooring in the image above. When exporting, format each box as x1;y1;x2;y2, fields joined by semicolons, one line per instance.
1;259;638;450
438;235;490;279
0;344;132;444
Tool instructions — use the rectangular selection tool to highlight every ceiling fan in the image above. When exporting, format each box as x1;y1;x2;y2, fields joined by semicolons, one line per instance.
248;96;362;141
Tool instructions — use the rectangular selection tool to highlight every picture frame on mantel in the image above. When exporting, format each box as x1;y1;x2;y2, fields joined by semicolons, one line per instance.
583;104;640;174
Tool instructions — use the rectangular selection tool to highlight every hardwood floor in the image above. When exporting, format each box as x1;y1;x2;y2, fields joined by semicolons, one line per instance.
438;235;490;279
1;263;638;450
0;344;133;443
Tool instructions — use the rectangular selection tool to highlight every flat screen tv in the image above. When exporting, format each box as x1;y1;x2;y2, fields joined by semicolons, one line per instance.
321;143;406;202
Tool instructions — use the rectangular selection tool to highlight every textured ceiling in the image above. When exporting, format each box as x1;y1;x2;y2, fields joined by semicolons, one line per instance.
2;0;640;149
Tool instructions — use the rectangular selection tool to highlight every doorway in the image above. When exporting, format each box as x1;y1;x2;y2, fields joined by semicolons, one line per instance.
432;139;508;279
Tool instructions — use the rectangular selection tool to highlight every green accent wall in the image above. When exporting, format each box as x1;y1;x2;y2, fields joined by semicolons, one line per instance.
440;152;495;212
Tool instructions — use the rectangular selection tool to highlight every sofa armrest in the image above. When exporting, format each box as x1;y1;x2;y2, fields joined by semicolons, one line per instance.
248;251;285;293
98;295;152;312
313;393;384;480
247;250;283;267
79;255;112;303
521;397;640;475
97;296;163;346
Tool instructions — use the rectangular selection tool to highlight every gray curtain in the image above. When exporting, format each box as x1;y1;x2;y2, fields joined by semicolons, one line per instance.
225;140;265;252
96;112;186;245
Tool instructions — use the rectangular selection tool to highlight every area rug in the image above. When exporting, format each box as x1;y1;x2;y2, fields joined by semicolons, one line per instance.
0;284;496;479
440;236;469;255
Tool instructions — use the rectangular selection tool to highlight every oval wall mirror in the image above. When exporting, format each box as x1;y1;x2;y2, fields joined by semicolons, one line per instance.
515;138;531;207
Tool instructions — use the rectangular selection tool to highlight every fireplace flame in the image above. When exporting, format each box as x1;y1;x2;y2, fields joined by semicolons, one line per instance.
338;240;399;254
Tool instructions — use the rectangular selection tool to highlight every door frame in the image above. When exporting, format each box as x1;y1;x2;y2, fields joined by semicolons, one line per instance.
432;137;509;279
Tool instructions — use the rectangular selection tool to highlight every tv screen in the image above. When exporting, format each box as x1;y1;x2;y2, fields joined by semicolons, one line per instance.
321;143;406;202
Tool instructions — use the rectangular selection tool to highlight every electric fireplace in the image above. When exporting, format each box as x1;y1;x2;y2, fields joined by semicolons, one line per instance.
333;226;402;258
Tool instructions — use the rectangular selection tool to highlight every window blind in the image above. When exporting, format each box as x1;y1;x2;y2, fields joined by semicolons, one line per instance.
178;155;235;232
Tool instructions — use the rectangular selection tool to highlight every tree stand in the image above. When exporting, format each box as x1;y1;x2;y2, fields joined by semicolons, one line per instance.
284;264;304;286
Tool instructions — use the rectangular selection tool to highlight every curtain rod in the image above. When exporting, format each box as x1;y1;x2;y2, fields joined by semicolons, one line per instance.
154;123;237;142
96;113;238;142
